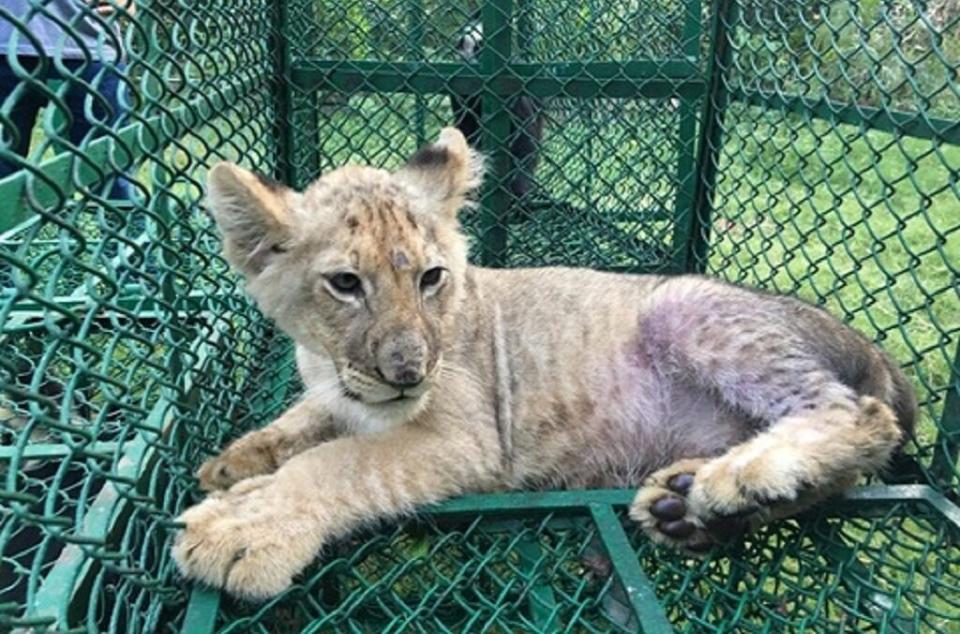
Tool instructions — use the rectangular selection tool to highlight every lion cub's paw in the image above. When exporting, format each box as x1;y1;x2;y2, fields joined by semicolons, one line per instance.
630;457;767;555
630;459;720;554
172;474;320;600
196;431;280;491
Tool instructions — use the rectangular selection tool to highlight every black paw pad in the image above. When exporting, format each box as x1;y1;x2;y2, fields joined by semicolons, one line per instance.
651;496;686;521
657;519;695;539
667;473;694;495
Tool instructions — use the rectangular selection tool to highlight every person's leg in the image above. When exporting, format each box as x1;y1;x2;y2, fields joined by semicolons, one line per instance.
0;55;46;179
62;59;133;201
1;57;48;289
59;59;142;265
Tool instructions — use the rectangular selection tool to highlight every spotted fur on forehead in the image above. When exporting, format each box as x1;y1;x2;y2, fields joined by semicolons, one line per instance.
289;167;455;276
338;192;426;266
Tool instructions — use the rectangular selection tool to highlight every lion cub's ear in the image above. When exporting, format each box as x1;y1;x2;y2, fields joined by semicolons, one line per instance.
206;162;300;276
397;127;485;219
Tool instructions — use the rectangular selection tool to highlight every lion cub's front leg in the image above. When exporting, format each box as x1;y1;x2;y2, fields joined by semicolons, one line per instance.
174;424;495;599
197;399;337;491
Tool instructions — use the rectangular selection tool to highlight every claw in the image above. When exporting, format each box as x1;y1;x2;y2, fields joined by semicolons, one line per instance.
222;547;249;588
685;533;714;553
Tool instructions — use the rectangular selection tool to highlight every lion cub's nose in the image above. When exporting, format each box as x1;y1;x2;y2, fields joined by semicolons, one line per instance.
376;329;427;389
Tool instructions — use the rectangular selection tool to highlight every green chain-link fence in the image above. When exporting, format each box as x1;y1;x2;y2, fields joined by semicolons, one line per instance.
1;0;958;631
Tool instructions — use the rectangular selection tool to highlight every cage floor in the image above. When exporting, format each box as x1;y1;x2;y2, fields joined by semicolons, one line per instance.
179;487;960;634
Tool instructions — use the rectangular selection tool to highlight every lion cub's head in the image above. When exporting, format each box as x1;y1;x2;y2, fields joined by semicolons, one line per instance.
206;128;483;427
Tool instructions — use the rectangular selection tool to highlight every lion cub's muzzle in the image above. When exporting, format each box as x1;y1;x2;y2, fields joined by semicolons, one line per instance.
374;327;432;389
339;363;433;406
339;327;438;406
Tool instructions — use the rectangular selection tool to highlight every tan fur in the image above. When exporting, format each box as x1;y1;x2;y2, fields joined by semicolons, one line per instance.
173;128;915;599
196;399;336;491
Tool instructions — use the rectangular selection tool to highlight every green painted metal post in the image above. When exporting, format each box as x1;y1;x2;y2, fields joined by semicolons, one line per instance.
285;1;321;189
478;0;514;267
589;504;674;634
406;0;427;146
289;90;321;189
271;0;295;185
670;0;705;272
685;0;738;273
932;340;960;491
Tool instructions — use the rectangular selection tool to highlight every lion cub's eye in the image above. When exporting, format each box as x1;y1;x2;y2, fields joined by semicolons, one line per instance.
420;267;446;293
326;272;363;298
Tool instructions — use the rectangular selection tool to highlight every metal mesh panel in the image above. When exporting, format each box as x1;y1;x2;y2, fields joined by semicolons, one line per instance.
214;515;638;633
283;0;706;272
695;0;960;488
186;491;959;633
633;502;960;632
0;0;285;629
1;0;958;632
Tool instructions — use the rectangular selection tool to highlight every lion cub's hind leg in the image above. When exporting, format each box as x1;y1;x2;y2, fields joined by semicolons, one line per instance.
630;396;902;554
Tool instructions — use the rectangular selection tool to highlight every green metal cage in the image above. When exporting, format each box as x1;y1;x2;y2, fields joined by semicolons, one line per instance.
1;0;958;631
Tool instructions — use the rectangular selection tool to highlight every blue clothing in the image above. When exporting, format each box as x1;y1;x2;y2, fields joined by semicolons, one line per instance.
0;1;131;199
0;55;131;199
0;0;124;62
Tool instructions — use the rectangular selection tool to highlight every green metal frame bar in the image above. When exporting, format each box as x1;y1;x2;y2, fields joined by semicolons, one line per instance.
181;587;221;634
932;339;960;489
405;0;428;146
669;0;706;271
0;441;119;461
288;60;704;101
728;87;960;145
272;0;322;190
2;290;209;317
684;0;737;273
177;483;960;633
270;0;295;184
589;504;673;634
477;0;514;267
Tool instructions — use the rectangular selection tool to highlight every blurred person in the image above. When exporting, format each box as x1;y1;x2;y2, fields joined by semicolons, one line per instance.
0;0;136;200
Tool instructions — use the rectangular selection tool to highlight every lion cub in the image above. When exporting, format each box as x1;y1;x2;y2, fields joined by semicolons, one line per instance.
172;128;915;600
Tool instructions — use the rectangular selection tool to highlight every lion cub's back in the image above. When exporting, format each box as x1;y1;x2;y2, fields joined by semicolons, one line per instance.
468;268;910;488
